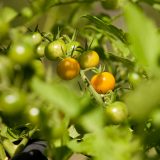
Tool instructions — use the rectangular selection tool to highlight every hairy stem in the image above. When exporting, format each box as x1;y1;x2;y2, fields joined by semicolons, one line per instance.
80;70;103;105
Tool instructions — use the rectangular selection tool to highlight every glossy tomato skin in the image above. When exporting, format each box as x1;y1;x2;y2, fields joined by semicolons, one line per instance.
45;39;67;60
128;72;142;88
0;89;27;116
66;41;81;58
32;32;42;45
91;72;115;94
26;107;40;125
57;57;80;80
79;50;99;69
8;42;34;65
105;101;128;125
36;42;46;58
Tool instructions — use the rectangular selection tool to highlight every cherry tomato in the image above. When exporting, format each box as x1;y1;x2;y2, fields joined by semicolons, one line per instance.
21;7;33;18
105;101;128;124
101;0;119;10
36;42;46;58
57;57;80;80
26;107;40;125
0;89;27;116
91;72;115;94
128;72;142;88
32;32;42;45
79;50;99;69
8;42;34;65
66;41;81;58
45;39;67;60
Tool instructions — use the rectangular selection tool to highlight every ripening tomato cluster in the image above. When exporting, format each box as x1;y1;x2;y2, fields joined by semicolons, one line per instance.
0;30;129;129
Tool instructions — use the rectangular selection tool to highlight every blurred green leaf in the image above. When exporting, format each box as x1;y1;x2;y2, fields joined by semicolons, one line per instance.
78;105;105;132
107;52;134;67
31;77;89;118
68;126;141;160
124;3;160;72
84;15;127;44
0;7;18;22
125;78;160;121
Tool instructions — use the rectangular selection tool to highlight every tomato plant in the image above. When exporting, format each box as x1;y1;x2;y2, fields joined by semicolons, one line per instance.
1;0;160;160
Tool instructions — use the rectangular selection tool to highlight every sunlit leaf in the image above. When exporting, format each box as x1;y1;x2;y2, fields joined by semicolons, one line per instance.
124;3;160;72
31;77;89;117
68;126;141;160
84;15;127;44
0;7;18;22
125;78;160;121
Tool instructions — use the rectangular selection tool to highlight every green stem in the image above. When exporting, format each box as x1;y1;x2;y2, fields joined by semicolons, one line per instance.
80;70;103;105
2;138;17;158
0;143;7;160
14;127;37;156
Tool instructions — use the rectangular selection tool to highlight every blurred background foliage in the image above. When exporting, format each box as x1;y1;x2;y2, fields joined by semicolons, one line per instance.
1;0;160;160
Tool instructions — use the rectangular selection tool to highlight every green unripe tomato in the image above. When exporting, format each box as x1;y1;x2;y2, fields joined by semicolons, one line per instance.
128;72;142;88
45;39;67;60
32;32;42;45
0;89;27;116
105;101;128;125
8;42;34;65
66;41;81;58
21;7;33;18
101;0;119;9
79;50;99;69
36;42;46;58
26;107;40;125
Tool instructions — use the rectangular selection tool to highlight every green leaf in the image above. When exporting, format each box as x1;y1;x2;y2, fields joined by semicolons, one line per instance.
84;15;127;44
125;78;160;121
0;7;18;22
68;126;141;160
78;105;105;132
124;3;160;72
31;77;89;118
107;52;134;67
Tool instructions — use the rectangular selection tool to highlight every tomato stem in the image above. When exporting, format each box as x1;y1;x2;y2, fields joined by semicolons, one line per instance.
0;143;7;160
80;70;103;105
2;138;17;158
13;126;38;156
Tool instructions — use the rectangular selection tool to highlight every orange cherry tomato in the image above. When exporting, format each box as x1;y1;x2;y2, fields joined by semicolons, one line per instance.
90;72;115;94
57;57;80;80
